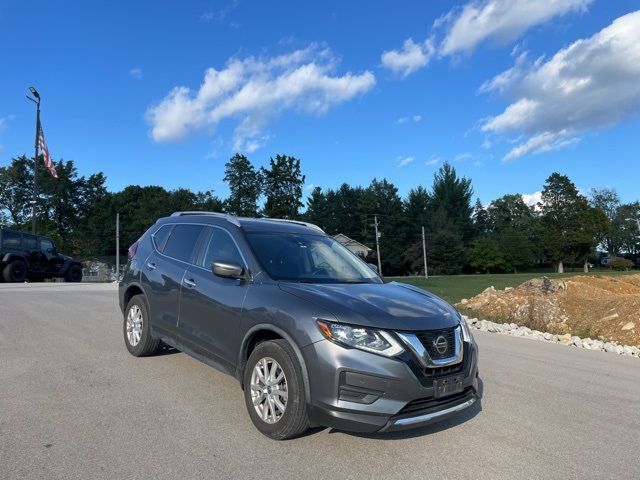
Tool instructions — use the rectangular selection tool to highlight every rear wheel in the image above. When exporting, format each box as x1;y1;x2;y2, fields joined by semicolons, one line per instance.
3;260;28;283
64;265;83;282
123;295;160;357
243;339;309;439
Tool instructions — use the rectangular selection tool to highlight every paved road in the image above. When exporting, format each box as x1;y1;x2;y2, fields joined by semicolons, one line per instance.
1;283;638;480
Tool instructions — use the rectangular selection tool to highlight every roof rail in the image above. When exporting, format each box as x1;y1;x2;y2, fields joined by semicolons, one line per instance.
261;218;324;233
170;211;241;227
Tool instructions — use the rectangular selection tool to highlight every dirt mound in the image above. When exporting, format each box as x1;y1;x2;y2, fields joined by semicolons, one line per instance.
457;274;640;345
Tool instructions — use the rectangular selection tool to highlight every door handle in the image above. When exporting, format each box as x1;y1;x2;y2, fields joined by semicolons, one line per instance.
183;278;196;288
146;262;157;270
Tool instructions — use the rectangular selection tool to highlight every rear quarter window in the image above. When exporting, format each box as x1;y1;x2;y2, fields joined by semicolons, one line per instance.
1;231;21;248
152;225;173;252
162;224;205;263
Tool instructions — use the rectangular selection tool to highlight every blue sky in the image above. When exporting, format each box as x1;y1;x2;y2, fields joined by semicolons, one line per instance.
1;0;639;206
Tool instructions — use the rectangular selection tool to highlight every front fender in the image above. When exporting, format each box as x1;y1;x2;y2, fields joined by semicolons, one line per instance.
237;324;312;401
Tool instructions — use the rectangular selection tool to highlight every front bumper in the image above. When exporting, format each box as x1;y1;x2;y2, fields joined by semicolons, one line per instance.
302;337;479;433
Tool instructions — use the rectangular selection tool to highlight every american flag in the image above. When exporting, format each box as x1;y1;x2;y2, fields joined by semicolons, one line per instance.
38;126;58;179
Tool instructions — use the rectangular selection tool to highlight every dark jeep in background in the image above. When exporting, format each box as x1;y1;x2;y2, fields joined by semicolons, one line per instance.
0;228;83;283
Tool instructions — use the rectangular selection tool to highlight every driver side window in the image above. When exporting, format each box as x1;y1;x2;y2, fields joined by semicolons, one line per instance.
40;239;54;252
199;228;244;269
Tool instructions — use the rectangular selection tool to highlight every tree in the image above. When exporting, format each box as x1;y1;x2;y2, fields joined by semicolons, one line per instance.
487;194;535;233
261;155;305;219
484;194;537;271
468;236;505;273
428;162;474;242
496;228;535;273
421;163;473;274
590;188;621;255
430;229;465;275
539;173;609;273
357;179;407;275
223;154;262;216
472;199;490;236
405;186;431;229
0;156;33;227
613;202;640;256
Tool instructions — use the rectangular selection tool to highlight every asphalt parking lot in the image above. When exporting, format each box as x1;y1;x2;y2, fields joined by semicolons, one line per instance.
1;283;639;480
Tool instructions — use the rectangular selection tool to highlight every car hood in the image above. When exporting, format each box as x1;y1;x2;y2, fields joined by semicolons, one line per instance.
278;281;459;331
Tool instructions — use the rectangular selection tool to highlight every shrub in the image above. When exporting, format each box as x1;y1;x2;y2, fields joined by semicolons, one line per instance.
610;258;634;271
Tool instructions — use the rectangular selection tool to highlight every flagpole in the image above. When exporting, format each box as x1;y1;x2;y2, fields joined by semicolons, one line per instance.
27;86;41;234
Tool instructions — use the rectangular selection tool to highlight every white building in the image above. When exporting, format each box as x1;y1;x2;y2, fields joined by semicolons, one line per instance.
333;233;372;259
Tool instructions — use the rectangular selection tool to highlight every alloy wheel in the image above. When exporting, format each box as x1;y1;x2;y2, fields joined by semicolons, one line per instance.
126;305;143;347
250;357;288;424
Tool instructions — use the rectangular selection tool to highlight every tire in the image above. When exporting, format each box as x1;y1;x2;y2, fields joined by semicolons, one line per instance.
64;264;83;282
243;339;309;440
123;295;160;357
3;260;28;283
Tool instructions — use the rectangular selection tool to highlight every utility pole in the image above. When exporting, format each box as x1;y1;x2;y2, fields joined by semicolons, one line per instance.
422;226;428;279
115;212;120;282
26;86;41;234
373;215;382;276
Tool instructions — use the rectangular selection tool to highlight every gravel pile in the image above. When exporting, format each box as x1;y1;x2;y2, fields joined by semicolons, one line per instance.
463;315;640;359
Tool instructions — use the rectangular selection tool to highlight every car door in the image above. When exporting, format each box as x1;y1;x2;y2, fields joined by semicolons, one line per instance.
178;226;250;368
39;238;64;274
141;223;205;336
21;235;42;272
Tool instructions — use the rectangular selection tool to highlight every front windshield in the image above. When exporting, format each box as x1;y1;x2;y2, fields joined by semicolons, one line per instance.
246;232;381;284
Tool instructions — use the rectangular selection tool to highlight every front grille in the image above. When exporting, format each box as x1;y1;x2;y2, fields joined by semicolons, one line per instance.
423;362;464;379
416;327;457;359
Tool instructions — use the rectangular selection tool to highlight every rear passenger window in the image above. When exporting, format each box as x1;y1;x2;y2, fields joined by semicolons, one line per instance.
199;228;244;268
1;231;21;248
22;236;37;250
163;225;204;263
152;225;172;252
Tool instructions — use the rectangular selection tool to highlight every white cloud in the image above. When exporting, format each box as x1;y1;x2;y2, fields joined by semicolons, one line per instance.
201;0;240;24
522;191;542;208
425;155;440;166
381;0;591;77
397;114;422;124
502;131;580;161
396;156;415;168
454;152;473;162
440;0;591;55
130;68;143;79
482;11;640;160
0;115;15;152
381;38;435;77
0;115;13;131
147;45;375;152
304;183;316;191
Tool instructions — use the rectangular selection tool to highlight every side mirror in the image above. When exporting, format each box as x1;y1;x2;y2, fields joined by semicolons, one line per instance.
367;263;379;273
211;261;245;279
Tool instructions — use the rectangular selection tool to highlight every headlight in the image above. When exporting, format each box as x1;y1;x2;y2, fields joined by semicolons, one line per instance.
316;319;404;357
459;314;474;343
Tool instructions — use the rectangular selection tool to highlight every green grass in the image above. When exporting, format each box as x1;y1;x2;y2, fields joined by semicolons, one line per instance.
390;270;636;305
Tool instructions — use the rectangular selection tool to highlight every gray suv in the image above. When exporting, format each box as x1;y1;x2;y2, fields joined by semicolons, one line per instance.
119;212;479;439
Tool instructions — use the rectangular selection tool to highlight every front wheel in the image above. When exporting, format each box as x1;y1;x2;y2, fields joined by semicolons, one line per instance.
64;265;83;282
123;295;160;357
243;339;309;439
